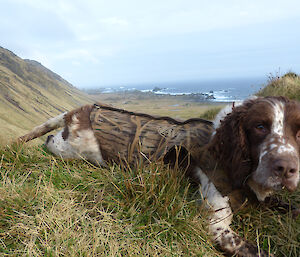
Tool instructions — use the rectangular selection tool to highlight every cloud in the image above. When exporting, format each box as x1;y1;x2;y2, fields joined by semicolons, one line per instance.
1;0;300;87
0;1;75;43
100;17;129;27
52;49;100;64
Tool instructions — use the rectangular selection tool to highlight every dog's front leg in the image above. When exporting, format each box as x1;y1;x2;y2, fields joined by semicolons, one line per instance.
195;167;272;257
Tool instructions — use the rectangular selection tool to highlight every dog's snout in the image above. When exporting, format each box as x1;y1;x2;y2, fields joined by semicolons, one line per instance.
272;158;299;192
273;159;298;178
46;135;54;144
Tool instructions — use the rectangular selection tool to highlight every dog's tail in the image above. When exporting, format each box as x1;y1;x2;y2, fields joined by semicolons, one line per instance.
18;112;67;143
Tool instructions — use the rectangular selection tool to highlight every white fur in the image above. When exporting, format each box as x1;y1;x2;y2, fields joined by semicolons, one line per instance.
46;130;78;159
247;178;274;202
46;114;104;165
196;168;247;253
46;112;67;128
272;102;285;136
213;104;235;130
196;167;232;226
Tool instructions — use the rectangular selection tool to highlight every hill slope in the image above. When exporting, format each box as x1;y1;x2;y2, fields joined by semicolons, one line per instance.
0;47;92;141
257;72;300;99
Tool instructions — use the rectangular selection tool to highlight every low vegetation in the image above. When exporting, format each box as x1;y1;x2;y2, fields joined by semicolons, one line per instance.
0;143;299;256
92;91;225;121
198;107;222;120
257;71;300;100
0;143;217;256
1;71;300;256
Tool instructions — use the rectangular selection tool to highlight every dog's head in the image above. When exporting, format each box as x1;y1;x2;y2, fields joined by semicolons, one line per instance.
210;96;300;201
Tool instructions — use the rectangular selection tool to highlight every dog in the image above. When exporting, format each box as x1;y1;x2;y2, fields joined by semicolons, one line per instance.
19;96;300;256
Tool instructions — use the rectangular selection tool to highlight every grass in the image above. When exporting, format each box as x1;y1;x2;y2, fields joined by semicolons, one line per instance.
198;107;222;120
257;71;300;100
0;143;217;256
0;143;299;256
1;70;300;256
92;92;225;120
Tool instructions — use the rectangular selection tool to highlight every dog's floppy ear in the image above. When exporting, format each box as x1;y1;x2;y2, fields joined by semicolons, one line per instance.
209;101;253;188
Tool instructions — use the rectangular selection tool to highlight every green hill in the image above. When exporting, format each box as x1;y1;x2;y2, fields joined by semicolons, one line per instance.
0;47;92;141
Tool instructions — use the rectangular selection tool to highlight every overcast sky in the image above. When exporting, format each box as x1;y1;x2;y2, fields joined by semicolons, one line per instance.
1;0;300;88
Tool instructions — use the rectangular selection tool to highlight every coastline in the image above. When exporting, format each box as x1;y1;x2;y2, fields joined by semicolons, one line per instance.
83;76;264;103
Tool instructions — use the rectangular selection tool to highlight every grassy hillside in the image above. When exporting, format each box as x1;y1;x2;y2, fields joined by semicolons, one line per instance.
257;72;300;99
0;47;92;141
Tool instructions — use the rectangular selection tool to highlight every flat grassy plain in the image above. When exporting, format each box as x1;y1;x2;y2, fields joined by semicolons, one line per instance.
1;87;300;256
90;91;225;120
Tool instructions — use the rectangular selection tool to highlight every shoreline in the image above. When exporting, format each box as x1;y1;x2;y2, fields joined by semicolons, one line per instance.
90;90;235;104
82;77;261;102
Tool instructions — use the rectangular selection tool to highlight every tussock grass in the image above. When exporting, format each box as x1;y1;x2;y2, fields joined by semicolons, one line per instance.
0;144;217;256
257;72;300;100
0;143;299;256
199;107;222;120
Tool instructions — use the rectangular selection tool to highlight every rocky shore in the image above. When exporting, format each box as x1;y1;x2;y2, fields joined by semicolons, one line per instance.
87;88;217;102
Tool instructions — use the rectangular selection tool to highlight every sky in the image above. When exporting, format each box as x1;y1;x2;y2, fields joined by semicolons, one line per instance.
0;0;300;89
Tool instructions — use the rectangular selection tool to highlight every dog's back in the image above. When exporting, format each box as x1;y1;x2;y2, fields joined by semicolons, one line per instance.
90;104;214;164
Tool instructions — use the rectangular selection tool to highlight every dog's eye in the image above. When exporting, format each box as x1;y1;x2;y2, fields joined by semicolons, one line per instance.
256;124;264;130
255;124;268;133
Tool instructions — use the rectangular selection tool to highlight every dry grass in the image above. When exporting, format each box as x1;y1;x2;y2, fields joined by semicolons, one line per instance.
257;72;300;100
1;71;300;256
0;143;299;256
0;144;219;256
91;92;225;120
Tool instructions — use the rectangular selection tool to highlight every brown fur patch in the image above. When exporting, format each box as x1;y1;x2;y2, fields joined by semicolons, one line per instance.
64;104;94;132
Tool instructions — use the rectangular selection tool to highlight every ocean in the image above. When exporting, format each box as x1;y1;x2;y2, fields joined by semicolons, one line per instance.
100;77;267;102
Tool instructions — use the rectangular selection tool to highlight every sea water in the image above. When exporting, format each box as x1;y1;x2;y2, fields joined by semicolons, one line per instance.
101;77;267;102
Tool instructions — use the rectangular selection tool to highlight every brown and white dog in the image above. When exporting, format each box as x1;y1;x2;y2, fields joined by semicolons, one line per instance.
19;96;300;257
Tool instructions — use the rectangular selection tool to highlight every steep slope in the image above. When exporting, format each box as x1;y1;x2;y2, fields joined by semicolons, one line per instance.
0;47;93;141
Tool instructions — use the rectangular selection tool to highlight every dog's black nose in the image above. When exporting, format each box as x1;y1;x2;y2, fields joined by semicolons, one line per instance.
46;135;54;144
